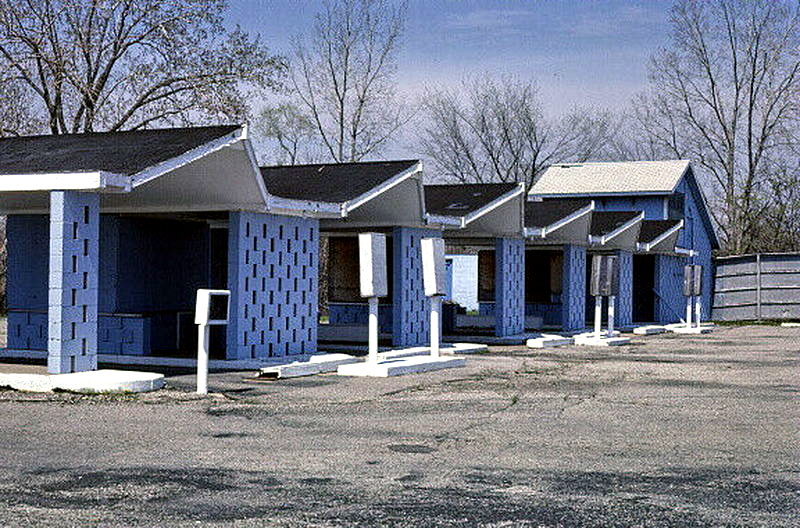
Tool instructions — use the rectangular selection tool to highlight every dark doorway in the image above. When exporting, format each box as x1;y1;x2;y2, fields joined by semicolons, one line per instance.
633;254;655;323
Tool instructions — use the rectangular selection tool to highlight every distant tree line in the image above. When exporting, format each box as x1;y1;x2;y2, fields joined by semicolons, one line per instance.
0;0;797;258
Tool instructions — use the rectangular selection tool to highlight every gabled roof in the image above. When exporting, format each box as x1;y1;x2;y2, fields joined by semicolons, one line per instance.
0;125;240;176
424;183;518;217
638;219;682;244
525;199;593;229
260;160;419;204
530;160;690;197
590;211;641;236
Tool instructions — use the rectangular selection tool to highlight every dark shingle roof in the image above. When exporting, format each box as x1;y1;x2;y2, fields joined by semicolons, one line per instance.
525;199;592;228
0;125;240;176
424;183;518;217
260;160;419;203
638;219;682;244
590;211;641;236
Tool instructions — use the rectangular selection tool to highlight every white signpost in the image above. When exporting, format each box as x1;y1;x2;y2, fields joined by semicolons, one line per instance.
194;289;230;394
358;233;388;364
575;255;630;346
421;237;447;358
672;264;712;334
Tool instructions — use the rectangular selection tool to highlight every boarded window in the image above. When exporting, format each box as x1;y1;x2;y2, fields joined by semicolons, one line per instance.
478;250;495;302
327;236;393;303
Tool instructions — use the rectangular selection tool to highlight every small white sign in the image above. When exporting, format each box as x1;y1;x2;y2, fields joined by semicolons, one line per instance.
421;238;447;297
195;289;231;325
359;233;388;298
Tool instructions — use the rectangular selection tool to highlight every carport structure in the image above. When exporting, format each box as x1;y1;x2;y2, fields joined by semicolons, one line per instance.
523;199;595;333
633;219;689;324
1;125;329;372
260;160;449;348
423;182;528;342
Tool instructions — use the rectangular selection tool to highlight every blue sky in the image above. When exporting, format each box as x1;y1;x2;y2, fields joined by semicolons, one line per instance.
226;0;675;115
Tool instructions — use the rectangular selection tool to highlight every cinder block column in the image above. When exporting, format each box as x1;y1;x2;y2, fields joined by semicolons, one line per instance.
561;244;586;332
227;212;319;360
47;191;100;374
392;227;440;347
615;249;633;328
494;238;525;337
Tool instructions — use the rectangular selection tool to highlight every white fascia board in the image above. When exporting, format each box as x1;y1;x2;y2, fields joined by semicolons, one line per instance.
525;227;544;239
268;196;342;218
240;124;272;211
590;212;644;246
0;171;131;192
539;201;595;238
426;213;464;229
343;161;422;215
130;127;246;188
462;183;525;227
675;247;695;257
643;219;684;252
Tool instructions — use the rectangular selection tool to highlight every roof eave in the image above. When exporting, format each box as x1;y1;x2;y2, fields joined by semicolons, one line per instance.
342;161;423;215
0;171;132;193
462;182;525;227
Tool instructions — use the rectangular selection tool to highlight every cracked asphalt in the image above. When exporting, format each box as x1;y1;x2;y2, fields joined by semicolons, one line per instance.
0;325;798;527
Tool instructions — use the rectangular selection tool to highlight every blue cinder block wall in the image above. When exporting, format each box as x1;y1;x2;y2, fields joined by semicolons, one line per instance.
7;214;212;356
227;212;319;360
494;238;525;337
392;227;441;347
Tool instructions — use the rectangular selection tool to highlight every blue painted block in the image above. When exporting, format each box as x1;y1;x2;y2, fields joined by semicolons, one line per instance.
47;191;100;374
495;238;525;337
392;227;441;347
227;212;319;360
562;245;587;332
615;250;634;328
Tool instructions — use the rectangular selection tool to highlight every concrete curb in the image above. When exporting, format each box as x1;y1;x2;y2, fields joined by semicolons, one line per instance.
0;369;165;394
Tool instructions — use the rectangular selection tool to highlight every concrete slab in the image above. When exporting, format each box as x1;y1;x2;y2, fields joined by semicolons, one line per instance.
443;332;547;345
573;333;631;347
526;334;574;348
337;356;466;377
379;343;487;360
258;353;360;379
633;325;668;335
0;368;164;393
670;326;713;335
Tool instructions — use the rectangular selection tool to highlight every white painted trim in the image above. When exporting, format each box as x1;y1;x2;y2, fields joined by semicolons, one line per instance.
592;212;644;246
426;213;463;228
540;201;595;238
462;183;525;226
662;197;669;220
1;202;266;215
240;124;271;212
343;161;423;214
268;196;342;217
0;171;131;192
642;219;684;252
130;127;245;187
675;247;695;257
532;191;671;198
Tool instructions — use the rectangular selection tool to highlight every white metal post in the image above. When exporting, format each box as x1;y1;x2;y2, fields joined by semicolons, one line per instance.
368;296;379;364
594;296;603;339
607;295;616;338
430;296;441;358
694;296;702;329
686;296;693;328
197;324;209;395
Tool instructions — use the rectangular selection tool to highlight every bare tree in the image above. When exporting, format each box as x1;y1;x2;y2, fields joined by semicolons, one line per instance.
255;103;320;165
277;0;409;163
631;0;800;254
0;0;285;134
0;78;37;137
419;76;612;187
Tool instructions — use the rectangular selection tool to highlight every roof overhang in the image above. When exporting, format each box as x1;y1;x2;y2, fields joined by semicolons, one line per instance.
525;200;595;245
320;161;428;229
590;212;644;249
0;171;131;192
637;220;684;253
440;183;526;237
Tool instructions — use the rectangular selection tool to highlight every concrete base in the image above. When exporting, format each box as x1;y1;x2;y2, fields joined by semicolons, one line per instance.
258;353;360;379
526;334;574;348
379;343;487;360
337;356;466;377
443;332;547;345
670;325;713;334
0;367;164;393
573;333;631;346
780;322;800;328
633;325;668;335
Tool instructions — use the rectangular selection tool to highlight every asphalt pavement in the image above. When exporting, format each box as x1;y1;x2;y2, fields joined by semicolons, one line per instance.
0;325;798;527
